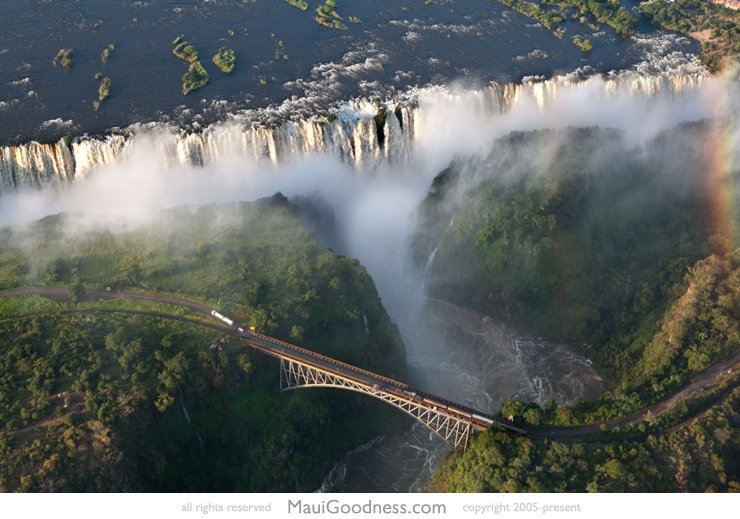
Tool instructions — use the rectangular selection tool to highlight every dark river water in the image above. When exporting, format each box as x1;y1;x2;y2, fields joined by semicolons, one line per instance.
0;0;696;145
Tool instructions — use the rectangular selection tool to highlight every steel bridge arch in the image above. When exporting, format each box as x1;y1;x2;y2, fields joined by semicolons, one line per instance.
279;358;473;452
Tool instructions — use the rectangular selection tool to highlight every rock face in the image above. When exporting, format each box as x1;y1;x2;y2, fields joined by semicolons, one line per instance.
0;70;708;194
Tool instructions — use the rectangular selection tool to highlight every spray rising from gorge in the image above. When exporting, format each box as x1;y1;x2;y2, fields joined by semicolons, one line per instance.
1;67;736;395
1;67;737;491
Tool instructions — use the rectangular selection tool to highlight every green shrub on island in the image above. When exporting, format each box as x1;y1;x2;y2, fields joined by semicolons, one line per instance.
496;0;635;38
100;42;115;64
97;76;111;102
284;0;308;10
172;37;209;95
173;41;199;63
212;48;236;74
572;35;594;52
497;0;565;31
52;49;73;69
315;0;348;30
349;16;362;24
182;61;209;95
541;0;636;36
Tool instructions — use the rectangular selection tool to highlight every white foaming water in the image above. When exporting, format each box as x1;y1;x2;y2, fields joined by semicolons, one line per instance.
1;63;730;198
1;62;736;491
0;63;732;416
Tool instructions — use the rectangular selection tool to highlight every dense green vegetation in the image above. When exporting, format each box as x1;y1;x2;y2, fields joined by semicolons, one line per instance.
212;47;236;74
546;0;636;36
415;124;736;381
639;0;739;71
572;35;594;52
283;0;367;31
315;0;348;30
97;77;111;102
498;0;567;31
0;197;406;491
173;40;199;63
493;0;632;46
416;124;740;491
172;38;210;95
181;61;209;96
431;386;738;492
415;123;739;490
284;0;309;11
92;75;111;111
52;49;73;69
497;249;739;425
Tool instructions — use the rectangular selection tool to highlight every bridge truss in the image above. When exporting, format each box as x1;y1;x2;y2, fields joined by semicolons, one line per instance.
279;358;473;453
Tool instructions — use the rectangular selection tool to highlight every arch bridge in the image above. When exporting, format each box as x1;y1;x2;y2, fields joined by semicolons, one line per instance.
211;310;526;453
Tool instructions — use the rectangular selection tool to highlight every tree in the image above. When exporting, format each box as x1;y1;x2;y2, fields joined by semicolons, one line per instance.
500;398;526;421
290;325;304;342
237;355;252;375
69;266;86;303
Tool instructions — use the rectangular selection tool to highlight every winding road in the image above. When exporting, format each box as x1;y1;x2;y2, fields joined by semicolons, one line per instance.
1;286;737;441
530;351;739;438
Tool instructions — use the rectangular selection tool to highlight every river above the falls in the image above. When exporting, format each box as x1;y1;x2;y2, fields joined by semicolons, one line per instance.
0;0;697;145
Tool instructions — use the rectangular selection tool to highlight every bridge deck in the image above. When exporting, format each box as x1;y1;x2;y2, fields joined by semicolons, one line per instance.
230;322;526;436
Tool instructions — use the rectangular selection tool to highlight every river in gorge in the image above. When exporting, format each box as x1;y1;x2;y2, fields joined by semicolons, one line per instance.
1;1;735;492
317;297;605;492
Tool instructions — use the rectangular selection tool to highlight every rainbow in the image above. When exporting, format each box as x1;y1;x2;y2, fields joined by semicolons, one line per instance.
701;76;739;254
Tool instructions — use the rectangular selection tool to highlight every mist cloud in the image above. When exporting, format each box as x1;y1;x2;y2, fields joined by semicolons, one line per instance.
0;73;737;401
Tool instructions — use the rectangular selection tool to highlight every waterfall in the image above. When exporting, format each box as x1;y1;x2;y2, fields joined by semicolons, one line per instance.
422;217;454;289
0;70;709;194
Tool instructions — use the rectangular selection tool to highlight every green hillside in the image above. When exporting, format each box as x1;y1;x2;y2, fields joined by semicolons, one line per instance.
0;195;406;491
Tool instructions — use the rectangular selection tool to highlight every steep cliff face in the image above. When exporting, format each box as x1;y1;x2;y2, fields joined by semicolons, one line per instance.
0;71;708;194
0;199;407;492
429;251;739;493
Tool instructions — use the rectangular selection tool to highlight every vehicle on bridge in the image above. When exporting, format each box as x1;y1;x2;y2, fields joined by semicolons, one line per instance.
211;310;234;327
472;413;494;425
236;324;257;334
212;310;257;335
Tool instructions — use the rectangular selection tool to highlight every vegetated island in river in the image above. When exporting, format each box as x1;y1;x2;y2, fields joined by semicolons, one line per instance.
52;48;73;69
172;36;210;95
639;0;739;71
0;195;407;491
213;47;236;74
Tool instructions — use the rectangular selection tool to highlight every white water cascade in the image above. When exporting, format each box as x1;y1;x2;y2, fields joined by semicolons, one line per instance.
0;70;711;194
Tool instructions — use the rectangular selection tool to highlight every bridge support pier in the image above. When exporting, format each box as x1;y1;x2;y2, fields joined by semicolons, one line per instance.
279;358;472;453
